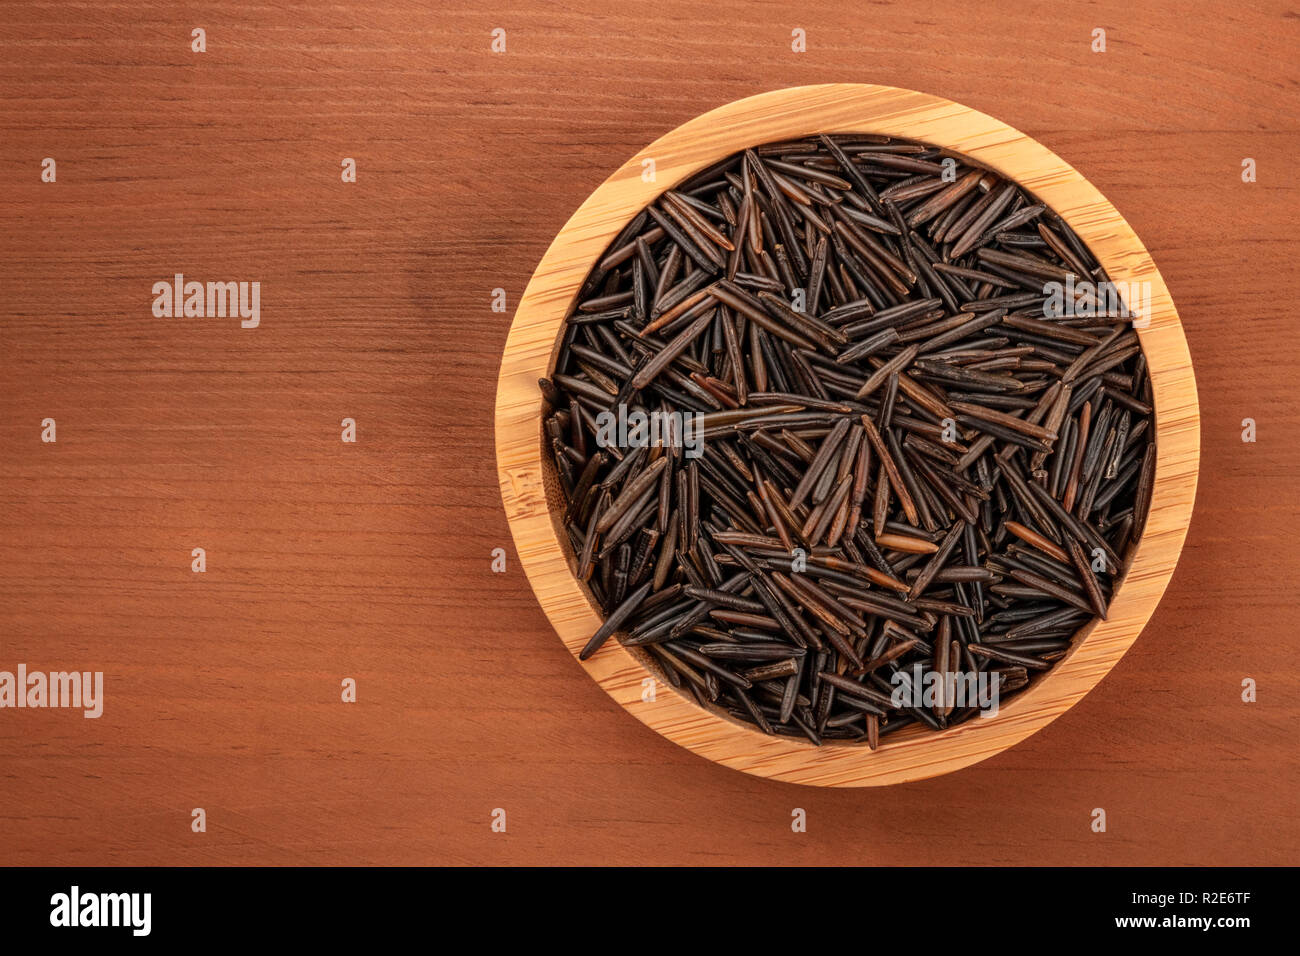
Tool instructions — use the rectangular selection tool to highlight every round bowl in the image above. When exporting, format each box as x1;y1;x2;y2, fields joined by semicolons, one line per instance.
495;84;1199;786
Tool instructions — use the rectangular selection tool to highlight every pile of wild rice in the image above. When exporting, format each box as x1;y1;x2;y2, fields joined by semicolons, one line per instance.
540;134;1154;747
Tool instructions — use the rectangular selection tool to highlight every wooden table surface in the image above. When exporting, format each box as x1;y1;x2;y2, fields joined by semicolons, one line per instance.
1;0;1296;866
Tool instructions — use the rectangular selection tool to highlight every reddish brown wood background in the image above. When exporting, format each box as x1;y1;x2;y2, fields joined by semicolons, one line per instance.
1;1;1297;865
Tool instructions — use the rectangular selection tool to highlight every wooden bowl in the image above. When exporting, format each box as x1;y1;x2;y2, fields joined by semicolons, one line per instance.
494;84;1199;786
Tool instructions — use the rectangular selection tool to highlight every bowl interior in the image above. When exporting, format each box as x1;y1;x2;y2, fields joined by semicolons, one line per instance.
537;132;1151;747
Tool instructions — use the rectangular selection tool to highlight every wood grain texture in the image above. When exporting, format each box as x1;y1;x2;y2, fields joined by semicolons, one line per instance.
1;0;1297;860
497;84;1199;785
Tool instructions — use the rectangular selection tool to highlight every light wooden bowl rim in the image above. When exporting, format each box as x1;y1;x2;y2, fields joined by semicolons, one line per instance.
494;84;1199;786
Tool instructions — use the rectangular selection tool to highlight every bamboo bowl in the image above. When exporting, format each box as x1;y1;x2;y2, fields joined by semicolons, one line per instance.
495;84;1199;786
